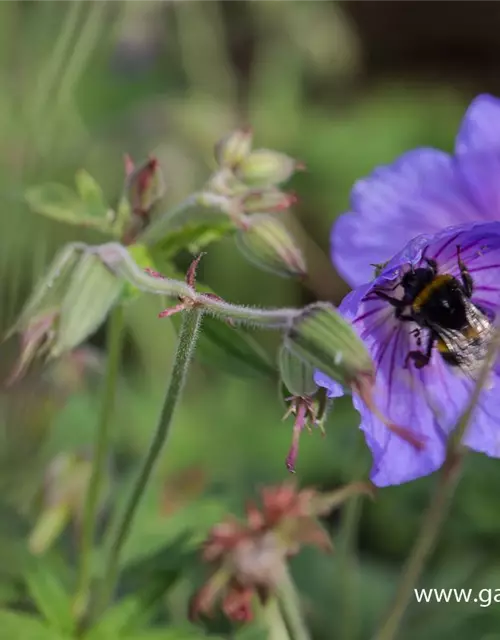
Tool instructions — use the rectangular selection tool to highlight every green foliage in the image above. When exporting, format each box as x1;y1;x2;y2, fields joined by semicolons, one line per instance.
173;314;277;380
0;611;70;640
151;219;235;262
25;179;112;233
24;558;75;635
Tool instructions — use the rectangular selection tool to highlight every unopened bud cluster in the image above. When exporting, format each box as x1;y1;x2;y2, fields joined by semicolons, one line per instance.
208;128;307;278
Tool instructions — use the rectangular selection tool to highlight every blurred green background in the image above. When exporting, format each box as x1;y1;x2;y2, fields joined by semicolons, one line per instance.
2;1;500;639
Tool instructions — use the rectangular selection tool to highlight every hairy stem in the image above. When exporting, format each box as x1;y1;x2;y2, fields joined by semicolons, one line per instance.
73;304;124;621
372;329;500;640
94;242;299;329
96;308;202;615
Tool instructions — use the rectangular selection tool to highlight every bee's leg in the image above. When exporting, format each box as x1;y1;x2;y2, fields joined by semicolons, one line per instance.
410;327;422;346
424;257;438;274
373;290;404;308
405;332;436;370
457;245;474;297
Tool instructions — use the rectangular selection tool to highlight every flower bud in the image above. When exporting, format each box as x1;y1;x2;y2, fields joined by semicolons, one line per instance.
121;154;165;244
50;253;124;358
285;302;374;389
124;155;165;218
214;128;253;169
279;345;317;398
241;188;297;214
235;214;306;278
235;149;302;188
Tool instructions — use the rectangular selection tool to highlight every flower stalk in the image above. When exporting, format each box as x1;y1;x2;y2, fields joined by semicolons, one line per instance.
371;327;500;640
262;597;293;640
276;566;311;640
95;242;299;329
95;308;202;616
73;304;124;621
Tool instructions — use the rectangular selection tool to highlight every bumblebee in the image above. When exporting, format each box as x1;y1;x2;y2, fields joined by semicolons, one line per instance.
374;246;494;377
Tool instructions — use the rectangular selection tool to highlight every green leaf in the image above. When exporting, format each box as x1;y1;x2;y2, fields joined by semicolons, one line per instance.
0;611;69;640
85;580;176;640
74;169;109;218
24;557;75;635
147;262;276;380
150;219;234;263
194;315;276;379
25;183;112;232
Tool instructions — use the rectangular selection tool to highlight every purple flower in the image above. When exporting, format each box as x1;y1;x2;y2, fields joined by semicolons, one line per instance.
334;94;500;287
315;221;500;487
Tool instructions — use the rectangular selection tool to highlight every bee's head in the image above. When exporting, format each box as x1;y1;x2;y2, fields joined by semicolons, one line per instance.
400;263;436;300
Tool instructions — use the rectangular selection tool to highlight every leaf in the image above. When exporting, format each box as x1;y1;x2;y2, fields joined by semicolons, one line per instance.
0;611;69;640
148;262;277;380
150;219;234;263
74;169;109;218
195;315;277;379
85;580;176;640
24;557;75;635
25;183;112;232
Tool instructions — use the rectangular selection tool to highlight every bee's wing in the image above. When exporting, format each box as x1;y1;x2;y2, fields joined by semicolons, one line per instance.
430;304;493;379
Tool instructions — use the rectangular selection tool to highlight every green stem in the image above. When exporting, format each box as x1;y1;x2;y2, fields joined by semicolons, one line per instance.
94;242;299;329
96;308;202;615
337;434;368;640
338;495;363;640
263;597;293;640
371;329;500;640
73;304;124;621
277;566;311;640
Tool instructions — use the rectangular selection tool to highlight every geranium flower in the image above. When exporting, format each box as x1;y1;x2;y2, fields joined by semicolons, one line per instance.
333;94;500;286
315;221;500;487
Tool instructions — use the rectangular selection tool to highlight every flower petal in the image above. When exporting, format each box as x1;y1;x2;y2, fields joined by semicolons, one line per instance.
451;95;500;243
319;221;500;485
333;149;479;286
347;294;462;486
464;378;500;458
456;151;500;227
455;94;500;156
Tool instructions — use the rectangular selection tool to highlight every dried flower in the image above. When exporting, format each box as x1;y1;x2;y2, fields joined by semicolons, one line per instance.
190;481;372;623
